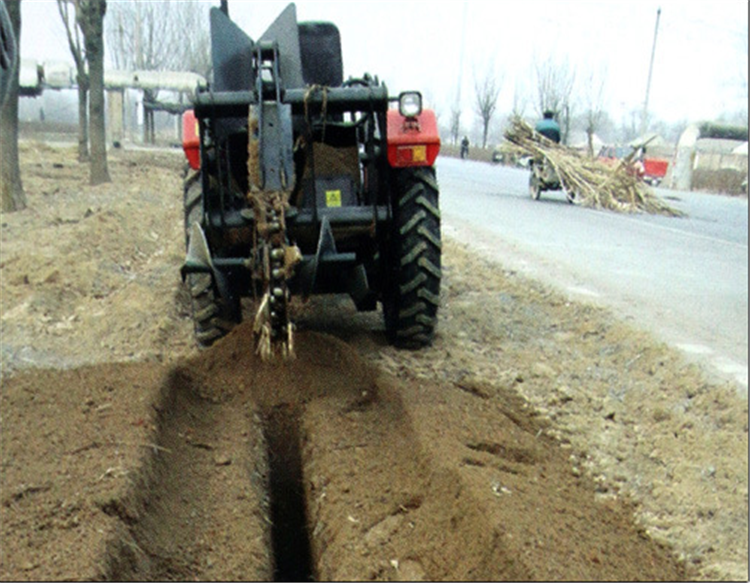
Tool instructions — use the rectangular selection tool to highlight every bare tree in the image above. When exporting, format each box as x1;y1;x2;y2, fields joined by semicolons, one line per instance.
57;0;88;162
581;66;608;157
107;2;165;142
107;1;210;75
107;2;171;71
533;54;576;144
473;63;503;149
0;0;16;105
510;79;528;119
76;0;110;185
106;1;211;142
619;108;641;144
449;107;461;146
1;0;26;213
169;3;211;79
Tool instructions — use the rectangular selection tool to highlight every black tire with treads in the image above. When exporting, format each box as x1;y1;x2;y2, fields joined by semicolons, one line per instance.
183;173;240;347
383;167;441;348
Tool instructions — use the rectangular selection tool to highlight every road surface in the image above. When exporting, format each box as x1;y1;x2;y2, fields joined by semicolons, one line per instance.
437;157;748;394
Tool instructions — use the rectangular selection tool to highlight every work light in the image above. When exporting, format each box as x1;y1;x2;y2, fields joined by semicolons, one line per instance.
398;92;422;118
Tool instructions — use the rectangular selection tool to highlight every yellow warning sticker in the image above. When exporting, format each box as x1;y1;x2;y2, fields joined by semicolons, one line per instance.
325;190;342;207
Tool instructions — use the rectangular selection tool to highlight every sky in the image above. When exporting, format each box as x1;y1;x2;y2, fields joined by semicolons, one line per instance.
18;0;749;130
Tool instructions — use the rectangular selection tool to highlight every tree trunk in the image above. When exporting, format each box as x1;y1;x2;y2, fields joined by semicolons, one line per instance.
562;106;571;146
142;103;149;143
0;0;26;213
57;0;89;163
450;109;460;146
76;77;89;162
80;0;110;185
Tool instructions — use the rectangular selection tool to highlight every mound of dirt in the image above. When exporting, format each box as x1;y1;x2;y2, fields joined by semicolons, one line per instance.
1;143;747;581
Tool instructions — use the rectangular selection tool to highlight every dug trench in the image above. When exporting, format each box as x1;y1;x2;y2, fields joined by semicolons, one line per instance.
1;145;747;581
54;328;685;581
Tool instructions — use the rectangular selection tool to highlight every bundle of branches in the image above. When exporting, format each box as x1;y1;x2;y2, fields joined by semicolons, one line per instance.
504;118;681;216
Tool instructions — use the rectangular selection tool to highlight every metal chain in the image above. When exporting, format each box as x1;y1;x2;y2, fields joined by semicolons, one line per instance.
248;107;297;360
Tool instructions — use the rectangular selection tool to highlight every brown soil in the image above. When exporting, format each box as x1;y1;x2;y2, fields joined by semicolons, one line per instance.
1;142;747;581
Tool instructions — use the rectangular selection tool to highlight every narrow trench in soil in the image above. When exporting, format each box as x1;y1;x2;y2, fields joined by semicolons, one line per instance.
100;335;687;582
103;373;275;581
103;372;318;582
263;405;315;582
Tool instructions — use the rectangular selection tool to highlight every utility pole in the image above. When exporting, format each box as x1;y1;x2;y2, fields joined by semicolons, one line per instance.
640;7;661;137
452;0;467;145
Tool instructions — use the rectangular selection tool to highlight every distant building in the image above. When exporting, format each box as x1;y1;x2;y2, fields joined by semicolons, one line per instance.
670;124;748;194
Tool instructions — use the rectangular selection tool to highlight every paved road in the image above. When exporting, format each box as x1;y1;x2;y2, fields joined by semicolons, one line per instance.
436;157;748;394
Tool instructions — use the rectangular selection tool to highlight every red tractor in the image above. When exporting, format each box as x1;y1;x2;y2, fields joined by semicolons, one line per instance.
598;144;669;186
181;4;441;358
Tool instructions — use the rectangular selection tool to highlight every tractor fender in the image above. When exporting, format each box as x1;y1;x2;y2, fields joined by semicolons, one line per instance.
182;110;200;170
386;109;440;168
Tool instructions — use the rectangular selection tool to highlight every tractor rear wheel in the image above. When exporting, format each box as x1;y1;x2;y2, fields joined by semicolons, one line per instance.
183;174;240;347
383;167;441;349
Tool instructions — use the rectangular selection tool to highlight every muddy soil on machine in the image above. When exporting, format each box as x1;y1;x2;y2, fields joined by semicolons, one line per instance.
1;144;747;581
